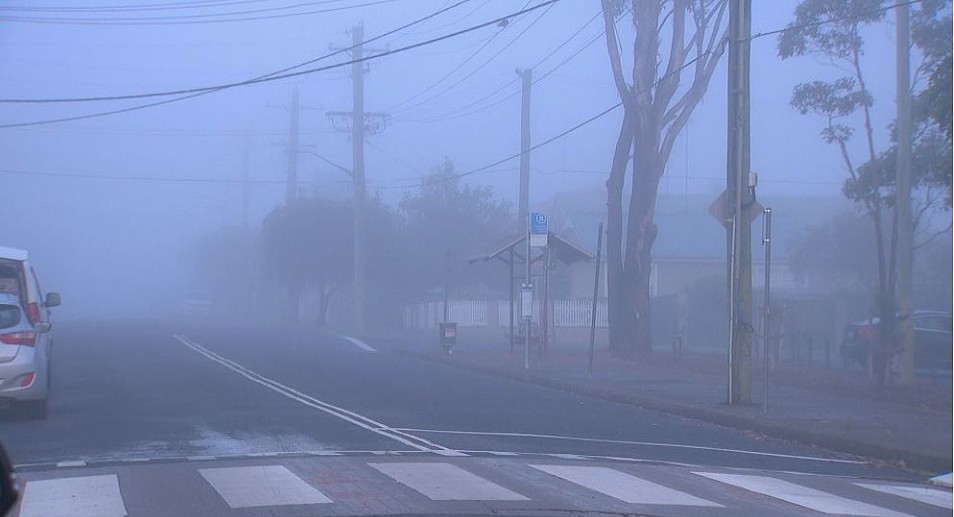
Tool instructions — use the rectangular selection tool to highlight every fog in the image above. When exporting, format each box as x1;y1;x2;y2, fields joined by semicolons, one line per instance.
0;0;937;321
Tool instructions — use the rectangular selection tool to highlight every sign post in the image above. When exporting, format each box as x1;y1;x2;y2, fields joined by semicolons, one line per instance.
530;212;548;248
525;213;548;368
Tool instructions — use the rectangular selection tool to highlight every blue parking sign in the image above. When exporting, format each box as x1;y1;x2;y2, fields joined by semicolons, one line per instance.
530;212;548;234
530;212;548;247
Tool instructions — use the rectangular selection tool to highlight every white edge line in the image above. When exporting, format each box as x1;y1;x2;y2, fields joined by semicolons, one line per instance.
174;334;457;455
392;428;867;465
342;336;377;352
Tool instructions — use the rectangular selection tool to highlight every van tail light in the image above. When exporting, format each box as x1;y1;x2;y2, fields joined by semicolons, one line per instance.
859;326;873;340
19;372;35;387
0;331;36;347
27;302;41;325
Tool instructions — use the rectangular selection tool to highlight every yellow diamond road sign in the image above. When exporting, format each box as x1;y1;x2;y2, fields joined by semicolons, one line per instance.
708;190;764;228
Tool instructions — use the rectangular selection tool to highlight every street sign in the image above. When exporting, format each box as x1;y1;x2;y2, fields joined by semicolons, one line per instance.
708;190;764;228
530;212;548;247
521;283;533;319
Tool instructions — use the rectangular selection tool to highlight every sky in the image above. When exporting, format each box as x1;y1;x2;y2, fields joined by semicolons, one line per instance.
0;0;919;318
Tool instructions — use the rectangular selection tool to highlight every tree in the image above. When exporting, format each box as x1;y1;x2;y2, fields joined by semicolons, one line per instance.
261;198;353;327
397;158;512;299
778;0;951;383
600;0;728;353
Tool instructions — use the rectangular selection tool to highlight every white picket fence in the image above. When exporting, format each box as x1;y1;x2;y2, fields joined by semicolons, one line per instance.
405;299;608;330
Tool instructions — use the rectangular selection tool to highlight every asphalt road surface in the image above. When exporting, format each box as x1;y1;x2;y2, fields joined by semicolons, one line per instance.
0;319;949;517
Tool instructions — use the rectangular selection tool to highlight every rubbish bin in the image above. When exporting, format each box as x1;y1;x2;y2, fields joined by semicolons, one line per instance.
439;322;457;354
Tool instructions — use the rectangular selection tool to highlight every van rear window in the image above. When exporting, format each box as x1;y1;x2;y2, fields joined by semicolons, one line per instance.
0;304;20;330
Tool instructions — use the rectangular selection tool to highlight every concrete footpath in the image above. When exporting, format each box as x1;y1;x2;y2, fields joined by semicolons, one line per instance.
386;330;952;476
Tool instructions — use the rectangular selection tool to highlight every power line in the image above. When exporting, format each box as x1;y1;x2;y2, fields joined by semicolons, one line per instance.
0;2;559;129
0;46;710;190
389;0;552;115
384;0;530;113
747;0;919;42
406;7;607;124
0;0;404;25
0;0;274;13
0;167;288;185
381;41;722;191
0;0;550;105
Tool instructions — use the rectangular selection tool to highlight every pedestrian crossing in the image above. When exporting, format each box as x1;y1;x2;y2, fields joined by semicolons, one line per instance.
11;459;951;516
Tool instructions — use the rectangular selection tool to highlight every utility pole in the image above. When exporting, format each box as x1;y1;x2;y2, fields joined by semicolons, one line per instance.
268;87;317;203
517;68;532;231
895;2;914;385
726;0;752;405
517;67;533;370
329;21;389;336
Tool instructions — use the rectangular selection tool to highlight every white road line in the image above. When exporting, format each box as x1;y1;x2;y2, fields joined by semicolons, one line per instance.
929;473;952;488
200;465;332;508
856;482;953;509
391;427;866;465
533;465;721;506
19;475;127;517
173;335;459;455
342;336;376;352
55;461;87;468
547;454;588;461
369;462;529;501
695;472;912;516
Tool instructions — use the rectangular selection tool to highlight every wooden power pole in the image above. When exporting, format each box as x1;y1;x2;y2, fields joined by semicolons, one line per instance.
329;22;388;336
726;0;753;404
895;2;914;385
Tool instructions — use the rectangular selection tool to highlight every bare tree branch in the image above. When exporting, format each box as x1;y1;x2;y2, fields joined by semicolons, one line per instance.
654;0;687;116
914;223;953;250
601;0;631;99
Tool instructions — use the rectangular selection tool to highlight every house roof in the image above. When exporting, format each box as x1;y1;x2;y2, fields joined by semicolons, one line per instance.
468;232;593;265
556;192;854;260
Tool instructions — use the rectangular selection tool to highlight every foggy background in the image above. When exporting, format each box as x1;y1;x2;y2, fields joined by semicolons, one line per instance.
0;0;931;320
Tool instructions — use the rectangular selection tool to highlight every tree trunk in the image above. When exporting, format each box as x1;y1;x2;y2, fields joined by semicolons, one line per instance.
606;107;635;353
624;130;661;354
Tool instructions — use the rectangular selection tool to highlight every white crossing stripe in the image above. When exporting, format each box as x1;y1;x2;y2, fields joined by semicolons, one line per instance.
19;475;127;517
533;465;721;507
369;462;529;501
200;465;332;508
342;336;376;352
856;483;953;509
695;472;912;516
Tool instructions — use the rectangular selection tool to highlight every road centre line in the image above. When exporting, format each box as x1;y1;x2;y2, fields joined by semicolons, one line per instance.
391;428;866;465
342;336;376;352
173;334;456;455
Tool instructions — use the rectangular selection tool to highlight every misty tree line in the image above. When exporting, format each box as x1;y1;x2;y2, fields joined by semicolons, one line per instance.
188;158;513;327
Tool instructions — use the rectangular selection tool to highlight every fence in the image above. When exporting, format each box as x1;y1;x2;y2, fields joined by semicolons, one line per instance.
405;299;608;330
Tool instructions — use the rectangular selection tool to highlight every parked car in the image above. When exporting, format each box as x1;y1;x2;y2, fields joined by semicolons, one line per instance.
0;246;60;418
840;310;952;372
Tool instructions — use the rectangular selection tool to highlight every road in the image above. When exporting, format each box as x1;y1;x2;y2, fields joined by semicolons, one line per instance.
0;319;949;517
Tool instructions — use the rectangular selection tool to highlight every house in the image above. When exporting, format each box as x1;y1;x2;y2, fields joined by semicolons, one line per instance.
541;186;860;349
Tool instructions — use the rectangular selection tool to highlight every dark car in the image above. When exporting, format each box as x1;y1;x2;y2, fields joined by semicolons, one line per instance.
840;310;953;371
